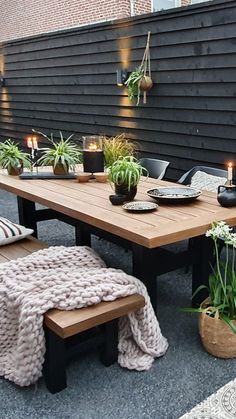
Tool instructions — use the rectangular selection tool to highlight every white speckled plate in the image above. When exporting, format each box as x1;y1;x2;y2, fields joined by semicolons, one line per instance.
122;201;158;212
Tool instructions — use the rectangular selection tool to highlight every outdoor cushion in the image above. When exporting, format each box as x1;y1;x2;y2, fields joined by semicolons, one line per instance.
0;217;33;245
190;170;227;193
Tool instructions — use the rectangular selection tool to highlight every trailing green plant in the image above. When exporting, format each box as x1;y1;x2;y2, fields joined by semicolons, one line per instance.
35;130;81;171
125;67;144;106
181;221;236;333
103;134;137;167
108;155;147;191
0;139;31;170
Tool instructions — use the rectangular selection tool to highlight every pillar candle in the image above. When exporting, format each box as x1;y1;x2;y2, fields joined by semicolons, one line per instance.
228;162;233;182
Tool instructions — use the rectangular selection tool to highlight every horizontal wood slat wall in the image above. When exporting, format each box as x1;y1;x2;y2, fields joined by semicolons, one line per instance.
0;0;236;180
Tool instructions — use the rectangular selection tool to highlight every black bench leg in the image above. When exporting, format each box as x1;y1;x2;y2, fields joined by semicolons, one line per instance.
43;327;67;393
100;319;118;366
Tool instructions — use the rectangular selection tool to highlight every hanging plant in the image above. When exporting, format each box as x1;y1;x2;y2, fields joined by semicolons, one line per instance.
125;31;153;106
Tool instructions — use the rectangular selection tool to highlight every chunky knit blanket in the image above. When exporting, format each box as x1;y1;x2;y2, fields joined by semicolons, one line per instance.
0;246;168;387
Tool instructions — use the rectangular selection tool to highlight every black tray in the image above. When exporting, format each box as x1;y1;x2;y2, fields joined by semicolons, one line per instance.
19;172;76;179
146;186;202;204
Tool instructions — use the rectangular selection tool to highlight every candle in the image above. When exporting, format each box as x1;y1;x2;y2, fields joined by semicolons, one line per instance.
32;137;38;150
27;137;33;148
82;136;104;173
228;162;233;182
88;142;98;151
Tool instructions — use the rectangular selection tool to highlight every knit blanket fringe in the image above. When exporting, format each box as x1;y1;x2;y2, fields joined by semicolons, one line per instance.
0;246;168;386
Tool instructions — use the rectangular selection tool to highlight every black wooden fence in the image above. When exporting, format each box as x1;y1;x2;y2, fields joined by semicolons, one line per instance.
0;0;236;179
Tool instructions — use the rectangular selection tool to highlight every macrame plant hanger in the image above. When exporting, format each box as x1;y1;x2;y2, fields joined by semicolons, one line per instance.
140;31;151;104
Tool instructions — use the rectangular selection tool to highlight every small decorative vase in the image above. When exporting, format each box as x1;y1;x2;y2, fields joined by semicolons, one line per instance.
114;184;137;201
199;310;236;358
217;184;236;207
7;164;23;176
53;163;69;175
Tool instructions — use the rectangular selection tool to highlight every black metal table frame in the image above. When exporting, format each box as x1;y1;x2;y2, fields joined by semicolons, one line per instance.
17;196;214;312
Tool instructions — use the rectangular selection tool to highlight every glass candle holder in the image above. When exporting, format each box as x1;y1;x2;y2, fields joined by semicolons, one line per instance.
82;136;104;173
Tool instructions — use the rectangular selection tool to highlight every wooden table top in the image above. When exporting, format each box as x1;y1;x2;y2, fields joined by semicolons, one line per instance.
0;171;236;248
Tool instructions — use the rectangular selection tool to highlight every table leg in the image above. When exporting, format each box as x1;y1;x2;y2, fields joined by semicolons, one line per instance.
191;235;215;307
132;244;157;314
75;224;91;246
17;196;38;237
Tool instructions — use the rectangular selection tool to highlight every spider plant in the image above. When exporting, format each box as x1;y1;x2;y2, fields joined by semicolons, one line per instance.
108;156;147;191
35;130;81;173
125;67;144;106
0;139;31;174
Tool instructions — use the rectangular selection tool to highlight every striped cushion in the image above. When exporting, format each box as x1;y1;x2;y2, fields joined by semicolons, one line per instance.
0;217;34;245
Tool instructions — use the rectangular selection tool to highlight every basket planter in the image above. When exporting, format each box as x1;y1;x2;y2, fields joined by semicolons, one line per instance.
7;164;23;176
53;163;69;175
199;311;236;358
140;76;153;91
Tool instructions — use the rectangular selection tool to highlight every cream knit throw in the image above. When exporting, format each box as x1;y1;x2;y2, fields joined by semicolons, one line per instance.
0;246;168;387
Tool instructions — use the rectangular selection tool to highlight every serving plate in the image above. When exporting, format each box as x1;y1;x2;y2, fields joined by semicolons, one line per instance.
122;201;158;212
146;186;202;204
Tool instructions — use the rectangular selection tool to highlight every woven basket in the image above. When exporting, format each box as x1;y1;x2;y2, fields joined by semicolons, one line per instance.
199;311;236;358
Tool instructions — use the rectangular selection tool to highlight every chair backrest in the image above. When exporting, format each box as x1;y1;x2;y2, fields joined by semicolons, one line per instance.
139;158;170;180
178;166;227;191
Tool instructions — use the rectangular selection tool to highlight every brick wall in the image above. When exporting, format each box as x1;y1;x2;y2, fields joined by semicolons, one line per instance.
0;0;206;42
0;0;152;42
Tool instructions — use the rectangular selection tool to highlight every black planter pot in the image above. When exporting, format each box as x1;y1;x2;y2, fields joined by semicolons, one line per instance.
114;184;137;201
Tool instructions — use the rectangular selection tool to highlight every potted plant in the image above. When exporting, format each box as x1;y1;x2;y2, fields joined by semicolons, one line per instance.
125;31;153;106
103;134;137;168
181;221;236;358
0;139;31;175
35;130;81;175
108;156;147;201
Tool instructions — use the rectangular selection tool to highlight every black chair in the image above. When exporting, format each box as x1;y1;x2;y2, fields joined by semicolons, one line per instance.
178;165;228;273
178;165;227;187
139;158;170;179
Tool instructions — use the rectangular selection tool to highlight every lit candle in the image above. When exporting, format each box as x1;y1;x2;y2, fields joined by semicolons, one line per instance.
32;137;38;150
89;142;98;151
228;162;233;182
82;136;104;173
27;137;33;148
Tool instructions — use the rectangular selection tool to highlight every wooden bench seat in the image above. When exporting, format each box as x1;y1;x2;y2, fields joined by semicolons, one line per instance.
0;236;47;262
0;236;145;393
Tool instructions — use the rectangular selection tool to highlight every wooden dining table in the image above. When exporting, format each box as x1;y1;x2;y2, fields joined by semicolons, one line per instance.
1;171;236;312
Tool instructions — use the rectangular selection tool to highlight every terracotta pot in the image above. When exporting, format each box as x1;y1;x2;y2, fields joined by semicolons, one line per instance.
7;164;23;176
114;184;137;201
140;76;153;91
199;310;236;358
53;163;69;175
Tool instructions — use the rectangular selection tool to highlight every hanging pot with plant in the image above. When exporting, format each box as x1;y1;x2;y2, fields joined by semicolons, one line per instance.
125;31;153;106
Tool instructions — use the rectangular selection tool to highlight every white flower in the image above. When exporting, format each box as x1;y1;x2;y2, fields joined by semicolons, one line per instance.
225;233;236;248
206;221;233;241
